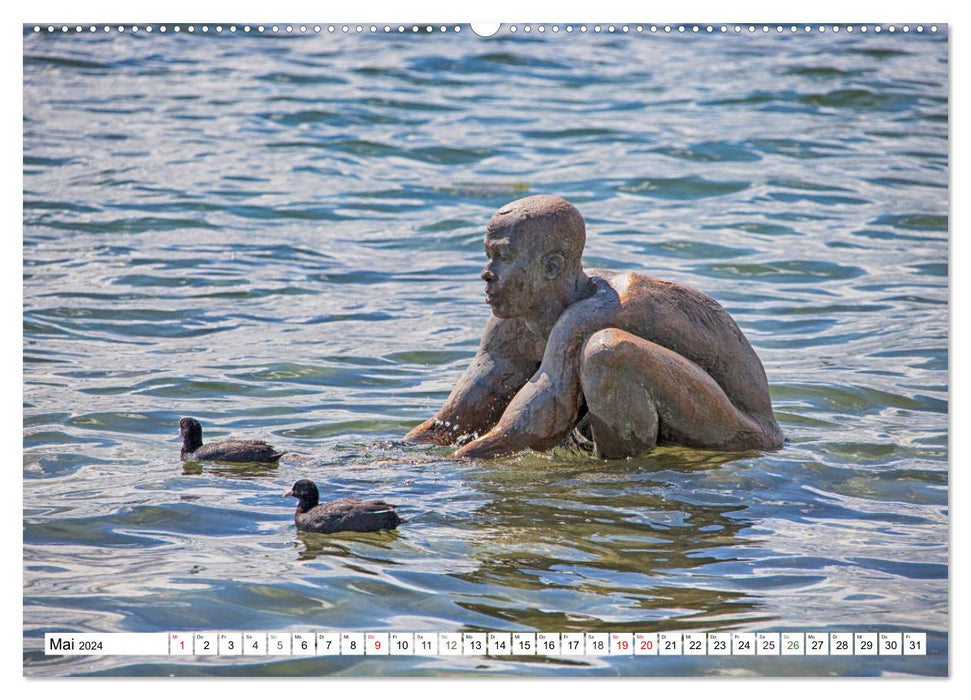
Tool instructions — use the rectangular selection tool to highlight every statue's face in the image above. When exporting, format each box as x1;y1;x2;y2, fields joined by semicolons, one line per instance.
481;224;547;319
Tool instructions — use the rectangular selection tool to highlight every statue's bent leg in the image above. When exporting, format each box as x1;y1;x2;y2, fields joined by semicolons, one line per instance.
579;331;659;459
580;328;763;459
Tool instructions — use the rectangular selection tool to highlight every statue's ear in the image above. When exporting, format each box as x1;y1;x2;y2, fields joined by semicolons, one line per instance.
543;252;564;280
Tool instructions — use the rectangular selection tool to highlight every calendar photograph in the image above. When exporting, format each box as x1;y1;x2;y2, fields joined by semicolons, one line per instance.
22;21;948;677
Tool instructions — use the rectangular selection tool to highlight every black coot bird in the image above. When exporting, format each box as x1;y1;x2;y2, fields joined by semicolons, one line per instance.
284;479;401;534
180;416;285;463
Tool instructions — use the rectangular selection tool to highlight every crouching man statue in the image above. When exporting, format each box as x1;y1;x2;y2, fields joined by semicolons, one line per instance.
406;195;784;460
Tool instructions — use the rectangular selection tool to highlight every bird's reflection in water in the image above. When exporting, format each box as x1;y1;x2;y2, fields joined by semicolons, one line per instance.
292;529;402;565
181;461;279;479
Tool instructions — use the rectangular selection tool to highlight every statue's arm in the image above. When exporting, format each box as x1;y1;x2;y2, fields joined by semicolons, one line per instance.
453;312;592;459
404;316;541;445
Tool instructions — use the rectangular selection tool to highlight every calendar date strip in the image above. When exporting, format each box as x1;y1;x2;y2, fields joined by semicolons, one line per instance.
44;631;928;657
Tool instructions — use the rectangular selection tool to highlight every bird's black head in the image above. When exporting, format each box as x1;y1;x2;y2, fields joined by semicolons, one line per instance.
284;479;320;512
179;417;203;454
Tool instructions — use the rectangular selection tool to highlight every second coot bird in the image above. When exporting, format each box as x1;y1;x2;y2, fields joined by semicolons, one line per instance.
180;416;285;463
284;479;401;534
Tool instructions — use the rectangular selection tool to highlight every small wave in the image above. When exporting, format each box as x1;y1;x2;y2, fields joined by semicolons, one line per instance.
870;214;947;231
617;176;749;200
799;88;919;111
652;142;762;163
696;260;866;283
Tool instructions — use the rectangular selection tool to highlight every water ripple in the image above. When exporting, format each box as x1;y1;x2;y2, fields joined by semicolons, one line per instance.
23;27;948;677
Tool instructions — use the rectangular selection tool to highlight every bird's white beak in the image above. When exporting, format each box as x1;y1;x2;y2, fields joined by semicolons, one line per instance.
283;488;293;498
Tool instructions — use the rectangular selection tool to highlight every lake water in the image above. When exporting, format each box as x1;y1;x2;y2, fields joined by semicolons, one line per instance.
22;24;948;677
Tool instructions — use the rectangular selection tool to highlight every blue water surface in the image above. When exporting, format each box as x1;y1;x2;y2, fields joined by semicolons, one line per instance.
22;24;948;677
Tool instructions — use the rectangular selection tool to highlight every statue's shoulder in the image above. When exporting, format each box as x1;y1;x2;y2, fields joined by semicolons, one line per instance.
586;269;662;303
583;272;730;327
588;268;659;288
597;271;712;303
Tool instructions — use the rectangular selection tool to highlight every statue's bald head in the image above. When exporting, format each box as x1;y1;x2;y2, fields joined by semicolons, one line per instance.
487;195;585;272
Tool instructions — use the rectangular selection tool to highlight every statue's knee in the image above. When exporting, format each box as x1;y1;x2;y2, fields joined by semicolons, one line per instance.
580;328;627;387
